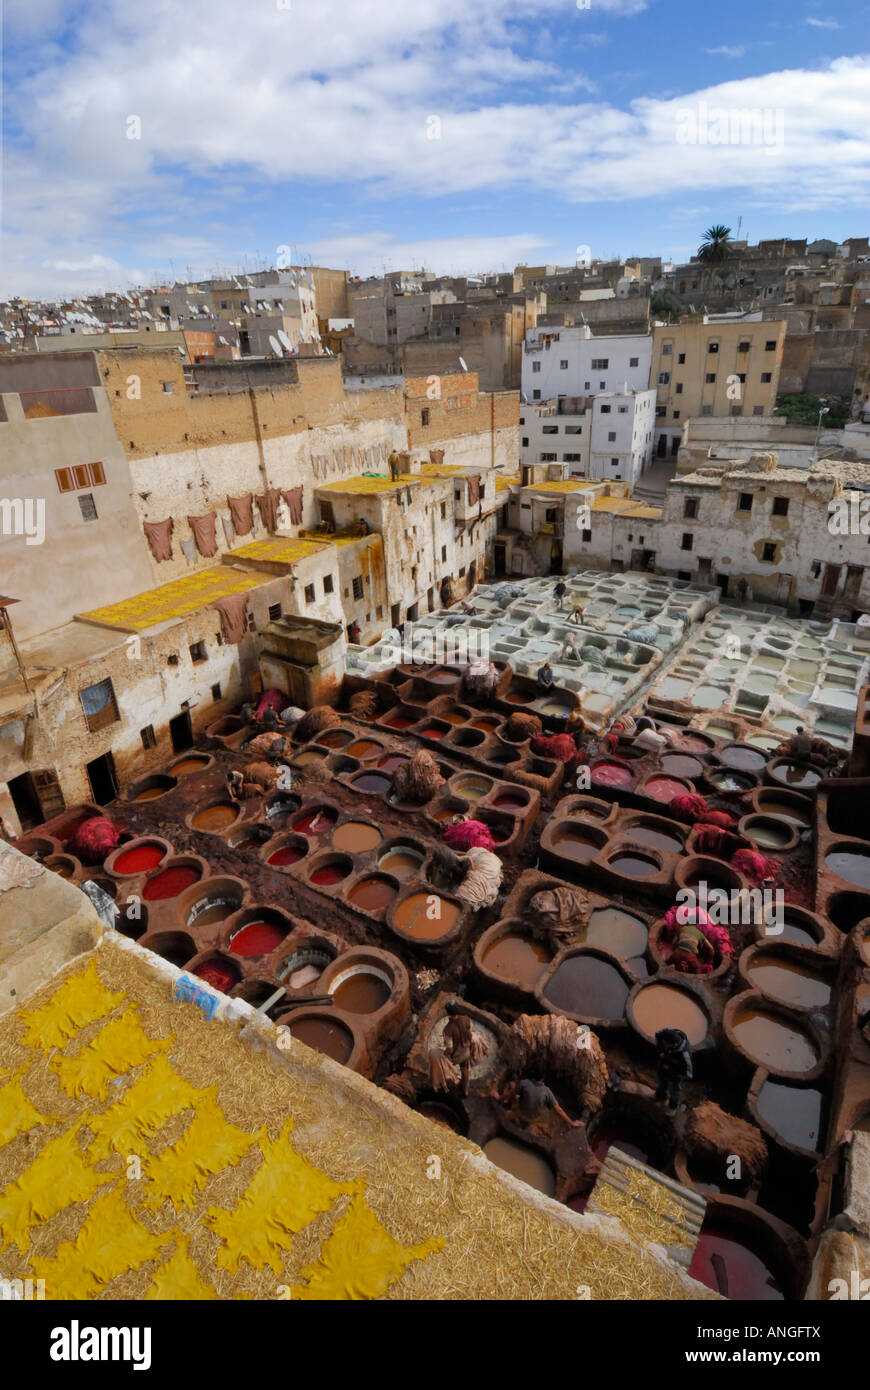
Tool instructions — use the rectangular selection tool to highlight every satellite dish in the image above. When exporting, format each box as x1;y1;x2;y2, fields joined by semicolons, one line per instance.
268;334;283;357
277;329;293;351
459;356;469;372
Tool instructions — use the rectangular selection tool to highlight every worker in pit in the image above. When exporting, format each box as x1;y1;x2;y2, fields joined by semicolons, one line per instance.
654;1029;693;1112
553;578;568;610
496;1074;582;1129
537;658;555;692
442;999;475;1098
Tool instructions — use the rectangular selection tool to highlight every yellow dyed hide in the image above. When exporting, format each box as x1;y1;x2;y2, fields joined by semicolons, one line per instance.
17;960;125;1050
29;1185;166;1300
85;1053;210;1161
140;1098;254;1212
0;1126;113;1253
50;1008;171;1101
0;1071;50;1147
144;1238;218;1300
293;1192;444;1300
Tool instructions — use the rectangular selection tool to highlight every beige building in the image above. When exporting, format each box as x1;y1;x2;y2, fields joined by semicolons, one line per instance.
650;318;787;459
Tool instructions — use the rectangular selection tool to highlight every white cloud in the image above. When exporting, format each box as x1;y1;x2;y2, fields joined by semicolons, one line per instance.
805;17;840;28
706;46;747;57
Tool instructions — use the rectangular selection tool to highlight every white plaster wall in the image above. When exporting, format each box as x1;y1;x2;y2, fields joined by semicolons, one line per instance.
522;327;652;401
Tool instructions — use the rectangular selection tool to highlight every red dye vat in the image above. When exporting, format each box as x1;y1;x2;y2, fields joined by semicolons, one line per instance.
590;761;632;788
645;777;687;803
421;727;446;740
142;866;200;900
493;794;527;811
114;845;165;874
294;809;336;836
194;961;237;992
268;844;306;867
379;755;408;773
310;864;348;886
385;715;414;729
689;1225;784;1300
230;921;286;956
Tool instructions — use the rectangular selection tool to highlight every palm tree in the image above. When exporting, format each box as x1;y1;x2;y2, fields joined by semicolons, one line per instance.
697;225;732;264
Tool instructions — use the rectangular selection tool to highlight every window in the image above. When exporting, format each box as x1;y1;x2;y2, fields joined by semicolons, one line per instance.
761;543;777;562
542;426;559;435
211;683;221;701
730;406;741;416
591;358;609;369
376;606;384;620
600;404;611;414
581;528;591;543
80;678;119;733
676;383;683;394
565;425;582;434
737;493;753;512
441;545;447;562
737;373;746;383
56;462;105;492
708;342;719;354
304;583;315;603
738;341;751;353
540;452;557;462
673;410;680;419
323;574;334;595
563;453;582;462
684;497;699;519
662;344;673;356
753;405;764;416
268;602;282;621
608;432;616;442
656;406;666;417
421;408;430;426
560;360;568;370
765;340;777;351
629;356;639;367
705;373;716;384
681;533;693;551
162;381;174;394
247;612;256;630
78;493;98;522
352;576;364;601
611;458;620;467
189;640;207;663
584;381;591;390
545;508;558;524
599;381;606;390
678;352;686;364
522;436;529;447
532;361;541;373
772;497;789;516
810;560;822;578
440;502;446;520
533;390;541;400
140;725;156;750
761;372;772;383
701;405;712;416
657;372;670;386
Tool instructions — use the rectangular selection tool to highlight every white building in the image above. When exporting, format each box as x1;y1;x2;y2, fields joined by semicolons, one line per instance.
520;402;590;475
521;323;653;402
520;388;656;489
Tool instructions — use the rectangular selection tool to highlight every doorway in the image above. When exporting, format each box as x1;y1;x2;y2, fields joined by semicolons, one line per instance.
86;752;118;806
169;710;193;753
493;542;506;577
822;563;841;598
8;772;43;831
549;540;563;574
656;434;667;458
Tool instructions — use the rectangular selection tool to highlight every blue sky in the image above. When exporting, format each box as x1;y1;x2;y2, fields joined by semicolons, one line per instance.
1;0;868;296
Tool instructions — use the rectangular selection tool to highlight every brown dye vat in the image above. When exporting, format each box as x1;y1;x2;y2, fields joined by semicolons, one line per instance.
134;786;170;802
609;851;659;879
720;744;767;772
147;931;195;968
552;826;604;864
732;1008;818;1073
756;1080;825;1151
825;847;870;888
633;984;708;1045
378;846;424;878
170;756;210;777
378;754;408;774
756;797;811;827
747;957;831;1009
770;762;820;790
482;934;552;988
330;971;392;1014
186;886;244;927
661;753;705;779
492;792;528;812
428;668;460;684
471;717;501;732
586;907;648;957
192;803;238;831
319;730;353;749
352;772;392;794
420;726;448;740
288;1015;353;1064
430;805;461;823
332;821;382;854
46;855;76;879
346;739;381;758
544;955;629;1020
383;713;415;729
441;710;467;725
294;749;327;766
393;893;459;940
623;822;684;854
484;1136;555;1197
506;690;530;704
347;876;397;914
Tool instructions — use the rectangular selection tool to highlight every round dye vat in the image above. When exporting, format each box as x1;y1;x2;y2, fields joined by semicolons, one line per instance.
756;798;810;827
330;970;391;1014
825;848;870;889
294;808;337;836
544;955;629;1020
661;753;704;779
452;777;492;802
691;685;728;708
732;1007;818;1073
506;690;530;704
143;866;201;900
346;739;381;758
624;823;683;854
114;844;166;875
552;826;603;865
420;726;447;740
310;861;351;887
689;1224;784;1300
393;893;459;941
418;1101;464;1133
771;762;820;790
633;983;708;1045
483;1137;555;1197
441;710;467;725
186;892;242;928
347;876;397;914
591;1127;649;1164
756;1080;824;1151
170;756;210;777
134;785;169;802
708;769;754;793
492;793;528;812
191;803;238;832
586;907;648;957
317;729;352;749
332;821;383;854
378;754;408;774
267;843;307;867
482;934;552;988
428;668;460;685
720;744;767;772
747;956;831;1009
289;1016;353;1064
775;912;820;948
230;921;288;956
590;761;633;789
743;816;792;849
682;735;713;754
609;851;659;879
644;777;687;804
471;717;500;732
384;714;414;730
378;847;424;879
193;959;239;993
351;772;392;795
293;749;327;766
541;701;572;717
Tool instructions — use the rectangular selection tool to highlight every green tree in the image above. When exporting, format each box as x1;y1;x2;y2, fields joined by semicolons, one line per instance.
650;289;683;324
697;225;733;265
